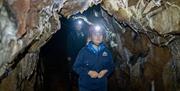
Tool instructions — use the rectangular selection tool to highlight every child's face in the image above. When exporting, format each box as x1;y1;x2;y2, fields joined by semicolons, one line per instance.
91;34;103;45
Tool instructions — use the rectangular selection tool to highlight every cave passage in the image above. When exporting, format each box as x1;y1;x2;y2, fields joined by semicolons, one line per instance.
40;17;71;91
39;5;106;91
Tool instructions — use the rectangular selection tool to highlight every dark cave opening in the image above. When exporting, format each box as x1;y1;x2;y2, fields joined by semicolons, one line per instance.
39;5;106;91
39;18;70;91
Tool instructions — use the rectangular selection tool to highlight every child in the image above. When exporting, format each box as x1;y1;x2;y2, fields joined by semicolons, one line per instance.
73;25;114;91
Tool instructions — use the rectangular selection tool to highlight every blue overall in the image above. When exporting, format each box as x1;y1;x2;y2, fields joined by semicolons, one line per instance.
73;42;114;91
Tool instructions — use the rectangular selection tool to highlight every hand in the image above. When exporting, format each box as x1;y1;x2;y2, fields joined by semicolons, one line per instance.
98;70;108;78
88;71;99;78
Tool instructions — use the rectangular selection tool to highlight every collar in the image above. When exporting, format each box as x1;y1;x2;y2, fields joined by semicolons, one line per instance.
86;41;106;55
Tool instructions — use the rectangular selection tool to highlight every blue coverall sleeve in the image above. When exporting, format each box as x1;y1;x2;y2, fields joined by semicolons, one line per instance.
73;49;90;76
104;51;114;77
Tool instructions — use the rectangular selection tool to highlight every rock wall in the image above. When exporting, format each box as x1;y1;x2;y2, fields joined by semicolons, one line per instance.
100;0;180;91
0;0;61;90
0;0;179;91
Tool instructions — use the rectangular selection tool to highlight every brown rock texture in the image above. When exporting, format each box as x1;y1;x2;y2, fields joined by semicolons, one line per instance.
0;0;60;90
11;0;30;37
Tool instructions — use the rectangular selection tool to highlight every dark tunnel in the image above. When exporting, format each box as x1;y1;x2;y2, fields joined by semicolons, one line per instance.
39;5;111;91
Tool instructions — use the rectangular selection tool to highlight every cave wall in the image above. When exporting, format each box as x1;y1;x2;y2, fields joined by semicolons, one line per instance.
0;0;61;90
100;1;180;91
0;0;179;91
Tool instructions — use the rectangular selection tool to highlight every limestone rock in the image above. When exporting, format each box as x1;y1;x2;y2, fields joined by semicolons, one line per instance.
0;0;60;88
151;5;180;34
61;0;102;18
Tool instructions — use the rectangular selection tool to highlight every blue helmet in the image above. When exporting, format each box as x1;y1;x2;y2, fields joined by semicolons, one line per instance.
89;25;105;36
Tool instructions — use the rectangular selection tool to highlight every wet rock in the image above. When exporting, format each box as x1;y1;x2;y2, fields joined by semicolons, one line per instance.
0;0;60;90
61;0;102;18
0;53;38;91
0;0;19;75
100;3;178;90
10;0;30;37
150;5;180;34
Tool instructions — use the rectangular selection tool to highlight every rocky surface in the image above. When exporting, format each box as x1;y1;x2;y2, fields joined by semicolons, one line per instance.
0;0;179;91
0;0;60;90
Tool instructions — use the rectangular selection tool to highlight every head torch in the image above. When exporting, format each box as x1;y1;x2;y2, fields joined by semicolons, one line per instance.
90;25;104;36
76;20;83;25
